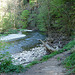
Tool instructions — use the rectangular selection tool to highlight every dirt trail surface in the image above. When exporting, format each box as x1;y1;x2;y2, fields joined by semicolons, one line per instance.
0;51;71;75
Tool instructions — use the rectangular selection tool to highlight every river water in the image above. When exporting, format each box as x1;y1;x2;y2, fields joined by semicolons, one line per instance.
2;31;46;54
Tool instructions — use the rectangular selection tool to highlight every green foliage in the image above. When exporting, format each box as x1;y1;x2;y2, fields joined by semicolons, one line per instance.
17;29;27;31
0;42;8;51
0;42;24;73
41;51;59;62
1;13;14;32
0;29;18;37
37;0;49;31
37;24;46;31
0;34;8;37
0;12;18;34
0;52;24;73
20;10;30;29
61;40;75;50
25;60;39;68
23;0;28;5
5;29;18;34
57;57;61;61
25;40;75;68
63;50;75;75
37;0;75;36
0;0;74;36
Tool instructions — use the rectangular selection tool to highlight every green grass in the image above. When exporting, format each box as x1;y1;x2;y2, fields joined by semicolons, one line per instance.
0;63;24;73
25;40;75;68
0;34;8;37
17;29;27;31
5;29;18;34
57;57;61;61
25;60;40;68
0;52;24;73
0;42;25;73
63;50;75;75
0;29;18;37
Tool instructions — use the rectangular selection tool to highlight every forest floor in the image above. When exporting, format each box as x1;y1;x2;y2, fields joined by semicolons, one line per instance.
0;50;71;75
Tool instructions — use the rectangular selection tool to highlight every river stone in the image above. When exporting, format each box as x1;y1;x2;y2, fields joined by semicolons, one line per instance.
11;45;46;65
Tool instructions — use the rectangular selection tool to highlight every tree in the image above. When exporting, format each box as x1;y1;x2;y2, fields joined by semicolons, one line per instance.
20;10;30;29
37;0;75;36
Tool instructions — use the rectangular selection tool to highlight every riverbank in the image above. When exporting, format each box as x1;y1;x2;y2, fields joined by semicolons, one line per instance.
0;29;74;74
24;50;71;75
0;39;74;74
0;29;33;41
11;45;46;66
11;39;75;66
0;48;74;75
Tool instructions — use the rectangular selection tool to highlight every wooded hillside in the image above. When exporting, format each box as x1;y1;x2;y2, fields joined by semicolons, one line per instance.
0;0;75;36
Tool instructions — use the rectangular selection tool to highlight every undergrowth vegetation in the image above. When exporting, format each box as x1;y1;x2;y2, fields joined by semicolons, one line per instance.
0;37;74;73
0;34;8;37
25;40;75;68
63;47;75;75
0;52;24;73
0;29;18;37
0;42;24;73
0;0;74;74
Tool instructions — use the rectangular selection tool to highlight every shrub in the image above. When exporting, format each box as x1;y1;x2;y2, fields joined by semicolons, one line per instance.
20;10;30;29
0;42;24;73
63;51;75;75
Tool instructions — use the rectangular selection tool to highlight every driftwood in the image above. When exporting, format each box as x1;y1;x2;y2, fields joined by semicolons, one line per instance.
38;39;55;53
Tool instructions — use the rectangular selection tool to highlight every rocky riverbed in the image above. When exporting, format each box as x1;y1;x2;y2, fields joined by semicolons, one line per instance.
11;45;46;66
0;31;70;67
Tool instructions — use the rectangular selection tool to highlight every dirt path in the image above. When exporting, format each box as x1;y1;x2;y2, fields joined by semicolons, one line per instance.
24;51;71;75
0;51;71;75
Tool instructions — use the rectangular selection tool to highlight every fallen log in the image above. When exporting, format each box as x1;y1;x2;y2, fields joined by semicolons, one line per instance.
38;39;56;53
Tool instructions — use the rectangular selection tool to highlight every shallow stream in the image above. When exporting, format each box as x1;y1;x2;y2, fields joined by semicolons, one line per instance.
2;31;46;54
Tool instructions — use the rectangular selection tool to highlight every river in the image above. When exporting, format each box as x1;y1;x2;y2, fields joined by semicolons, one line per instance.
1;31;46;54
0;31;47;65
